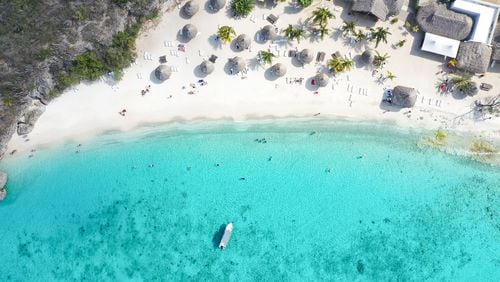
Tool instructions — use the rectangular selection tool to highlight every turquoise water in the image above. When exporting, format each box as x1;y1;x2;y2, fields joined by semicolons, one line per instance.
0;121;499;281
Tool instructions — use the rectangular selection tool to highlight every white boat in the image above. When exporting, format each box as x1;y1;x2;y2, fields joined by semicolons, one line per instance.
219;223;233;250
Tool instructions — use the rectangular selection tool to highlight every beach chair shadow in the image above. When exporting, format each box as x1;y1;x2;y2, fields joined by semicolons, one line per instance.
212;224;226;249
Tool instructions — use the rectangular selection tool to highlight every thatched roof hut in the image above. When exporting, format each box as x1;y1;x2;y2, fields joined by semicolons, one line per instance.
298;49;313;64
416;3;473;41
392;86;417;108
182;24;198;41
200;60;215;75
0;171;6;188
261;25;277;42
209;0;226;11
235;34;251;50
361;50;375;65
182;1;199;18
271;63;287;77
456;42;492;73
155;65;172;81
314;73;329;87
351;0;404;21
229;56;246;73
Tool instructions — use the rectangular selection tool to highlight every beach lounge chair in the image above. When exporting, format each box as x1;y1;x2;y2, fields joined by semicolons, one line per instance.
266;14;278;24
209;54;218;63
288;50;297;57
316;52;326;62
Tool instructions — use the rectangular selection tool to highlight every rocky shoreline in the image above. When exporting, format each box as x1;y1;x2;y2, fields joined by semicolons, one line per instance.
0;0;169;158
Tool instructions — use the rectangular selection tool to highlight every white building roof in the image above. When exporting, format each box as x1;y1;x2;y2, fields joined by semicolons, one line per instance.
421;33;461;58
451;0;499;44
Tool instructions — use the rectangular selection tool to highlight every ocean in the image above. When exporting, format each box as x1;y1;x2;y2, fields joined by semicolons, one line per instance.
0;120;499;281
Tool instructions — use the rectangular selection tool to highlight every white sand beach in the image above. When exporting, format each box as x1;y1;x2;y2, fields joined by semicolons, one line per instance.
6;1;500;154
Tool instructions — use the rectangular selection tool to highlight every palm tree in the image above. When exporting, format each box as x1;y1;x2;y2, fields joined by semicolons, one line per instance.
395;39;406;48
317;25;329;40
386;71;396;81
311;8;334;27
373;51;389;68
297;0;312;8
354;29;367;42
370;27;391;48
231;0;255;17
217;25;236;43
282;25;306;43
259;50;275;64
341;21;356;37
327;56;354;73
450;72;474;94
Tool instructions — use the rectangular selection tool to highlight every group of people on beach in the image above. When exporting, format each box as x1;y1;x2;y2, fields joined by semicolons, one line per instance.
141;85;152;96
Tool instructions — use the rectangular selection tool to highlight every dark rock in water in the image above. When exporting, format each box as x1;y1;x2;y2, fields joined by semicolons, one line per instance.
212;224;226;249
357;260;365;274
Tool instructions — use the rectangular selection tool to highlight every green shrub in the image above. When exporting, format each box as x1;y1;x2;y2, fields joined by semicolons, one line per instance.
36;48;51;60
231;0;255;17
74;6;87;21
297;0;313;7
73;51;105;80
145;8;160;20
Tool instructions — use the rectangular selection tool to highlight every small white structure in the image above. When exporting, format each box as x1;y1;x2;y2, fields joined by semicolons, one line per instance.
451;0;499;44
219;223;233;250
421;33;461;58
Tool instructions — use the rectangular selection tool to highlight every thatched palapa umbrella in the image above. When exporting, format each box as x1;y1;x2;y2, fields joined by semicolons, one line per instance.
200;60;215;75
271;63;287;77
298;49;313;64
261;25;277;42
182;1;199;18
229;56;246;73
392;86;417;108
155;65;172;81
314;73;329;87
361;49;374;65
235;34;251;50
209;0;226;11
182;24;198;41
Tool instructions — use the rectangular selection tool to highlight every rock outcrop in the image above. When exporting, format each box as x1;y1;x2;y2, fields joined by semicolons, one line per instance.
0;0;166;158
0;171;7;201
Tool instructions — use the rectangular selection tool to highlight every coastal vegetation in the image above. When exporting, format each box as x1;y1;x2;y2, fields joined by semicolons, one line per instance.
421;130;448;147
297;0;313;8
311;8;334;27
217;26;237;43
259;50;275;64
385;71;396;81
373;51;390;68
370;27;391;48
449;72;474;95
341;21;356;37
231;0;255;17
51;21;142;96
283;25;307;43
327;56;354;73
470;140;498;154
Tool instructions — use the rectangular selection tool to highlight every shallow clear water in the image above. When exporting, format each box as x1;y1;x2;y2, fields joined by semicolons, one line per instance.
0;121;499;281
